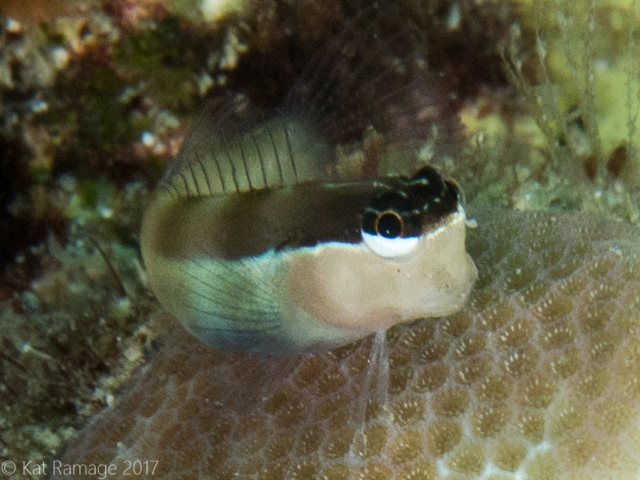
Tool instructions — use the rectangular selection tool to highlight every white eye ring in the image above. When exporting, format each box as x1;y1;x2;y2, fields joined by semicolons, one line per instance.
362;231;420;259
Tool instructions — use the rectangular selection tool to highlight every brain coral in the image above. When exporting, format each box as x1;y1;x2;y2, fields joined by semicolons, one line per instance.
53;208;640;479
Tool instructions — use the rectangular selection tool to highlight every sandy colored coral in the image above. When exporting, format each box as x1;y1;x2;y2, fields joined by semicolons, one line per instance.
54;209;640;479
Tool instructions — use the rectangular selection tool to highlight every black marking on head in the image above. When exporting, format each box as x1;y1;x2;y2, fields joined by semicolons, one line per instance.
371;191;412;212
362;165;460;239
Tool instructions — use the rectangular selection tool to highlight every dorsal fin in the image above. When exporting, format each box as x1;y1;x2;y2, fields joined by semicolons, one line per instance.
284;5;434;149
160;5;442;200
160;95;332;198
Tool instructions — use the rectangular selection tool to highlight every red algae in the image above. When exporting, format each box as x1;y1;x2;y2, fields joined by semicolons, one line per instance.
54;209;640;479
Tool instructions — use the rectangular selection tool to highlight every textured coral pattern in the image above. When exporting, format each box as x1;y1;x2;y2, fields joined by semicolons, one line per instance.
56;209;640;479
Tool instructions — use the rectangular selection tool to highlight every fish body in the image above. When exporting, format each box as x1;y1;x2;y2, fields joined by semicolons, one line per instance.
141;118;477;354
141;8;477;355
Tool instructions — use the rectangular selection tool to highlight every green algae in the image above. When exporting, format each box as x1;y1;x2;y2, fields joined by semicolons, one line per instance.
111;15;208;112
77;66;133;149
114;16;191;70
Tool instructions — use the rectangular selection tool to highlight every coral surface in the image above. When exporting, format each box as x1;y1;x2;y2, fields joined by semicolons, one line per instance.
55;209;640;479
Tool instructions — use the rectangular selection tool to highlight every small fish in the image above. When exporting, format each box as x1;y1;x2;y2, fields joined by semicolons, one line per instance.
140;8;477;356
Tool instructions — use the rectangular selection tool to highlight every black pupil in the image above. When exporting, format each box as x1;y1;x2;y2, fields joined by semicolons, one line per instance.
378;213;402;239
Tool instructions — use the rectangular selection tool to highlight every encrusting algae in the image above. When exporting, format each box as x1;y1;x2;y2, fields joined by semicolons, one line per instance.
1;0;640;479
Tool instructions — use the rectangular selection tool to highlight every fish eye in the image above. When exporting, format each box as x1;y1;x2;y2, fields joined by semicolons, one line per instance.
362;211;420;259
377;211;403;238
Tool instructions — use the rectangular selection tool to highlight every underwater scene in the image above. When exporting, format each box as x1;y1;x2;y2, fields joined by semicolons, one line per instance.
1;0;640;479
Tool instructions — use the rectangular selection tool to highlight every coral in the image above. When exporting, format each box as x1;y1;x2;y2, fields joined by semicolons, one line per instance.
54;209;640;479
